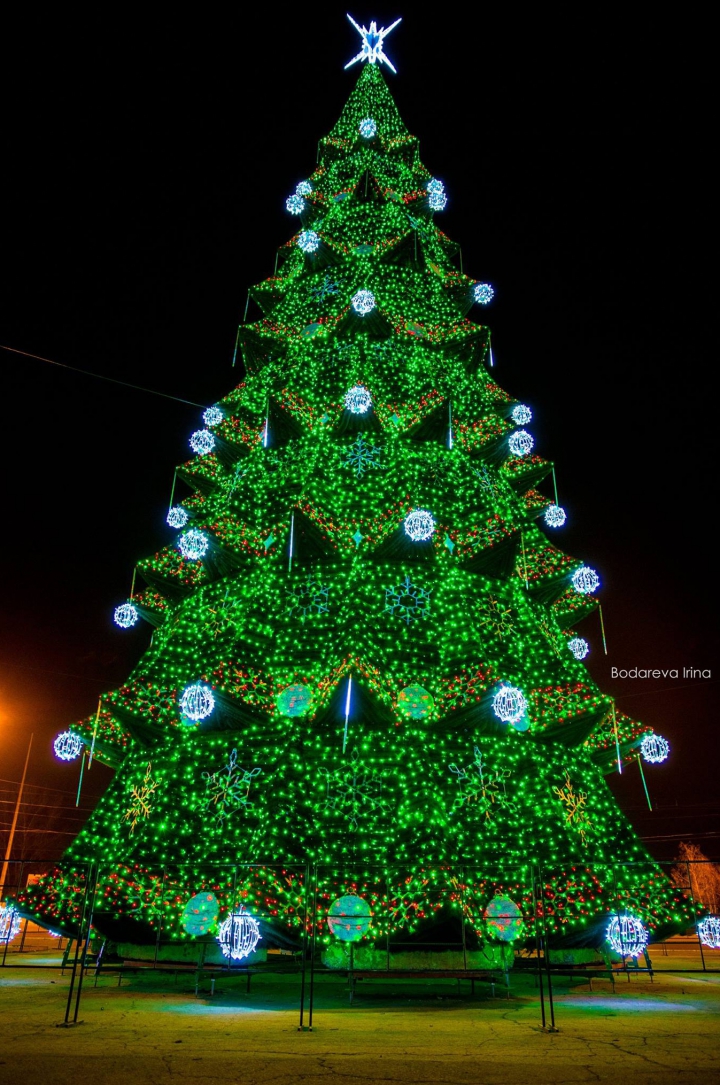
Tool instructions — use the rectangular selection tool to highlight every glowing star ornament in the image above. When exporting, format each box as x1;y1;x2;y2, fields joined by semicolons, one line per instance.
568;637;590;660
473;282;495;305
285;193;305;215
182;892;220;936
217;909;261;961
277;683;313;717
606;914;649;958
167;505;189;529
344;385;372;414
508;430;534;457
544;504;567;528
53;731;83;762
511;404;532;425
404;508;436;542
344;14;402;74
484;896;524;942
0;903;21;943
297;230;320;253
397;685;434;720
190;429;215;455
178;529;209;561
571;565;600;595
327;894;372;941
359;117;377;139
698;916;720;949
492;684;528;725
295;181;313;196
351;289;376;316
640;733;670;764
203;406;224;427
114;603;139;629
179;684;215;722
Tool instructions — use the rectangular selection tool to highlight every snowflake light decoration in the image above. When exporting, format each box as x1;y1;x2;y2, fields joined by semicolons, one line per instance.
572;565;600;594
478;596;515;638
53;730;83;761
114;603;139;629
298;229;320;253
277;683;313;717
343;434;383;478
473;282;495;305
344;385;372;414
508;430;534;457
287;575;330;620
492;684;527;725
568;637;590;660
217;909;261;961
404;508;436;542
203;406;224;427
359;117;377;139
295;180;313;196
285;193;305;215
344;14;402;74
321;749;388;831
200;748;261;826
606;914;649;958
698;916;720;949
553;771;591;846
640;733;670;764
449;747;517;820
352;289;376;315
385;574;431;624
511;404;532;425
0;903;21;943
544;504;567;528
178;529;209;561
190;429;215;455
123;762;157;834
167;505;189;529
179;683;215;722
311;274;342;302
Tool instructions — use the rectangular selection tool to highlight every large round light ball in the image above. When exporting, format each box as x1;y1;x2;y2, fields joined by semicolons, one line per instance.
397;685;434;720
544;504;567;528
277;683;313;717
344;385;372;414
511;404;532;425
167;506;189;529
53;731;83;762
473;282;495;305
0;903;21;943
203;406;224;427
568;637;590;660
606;914;649;958
178;529;209;561
297;230;320;253
508;430;534;457
182;892;219;936
217;910;261;961
352;289;376;316
571;565;600;595
327;895;372;942
640;733;670;764
295;180;313;196
427;178;447;210
285;194;305;215
492;684;527;725
404;508;436;542
190;429;215;455
484;896;524;942
698;916;720;950
358;117;377;139
427;178;444;195
114;603;139;629
179;683;215;722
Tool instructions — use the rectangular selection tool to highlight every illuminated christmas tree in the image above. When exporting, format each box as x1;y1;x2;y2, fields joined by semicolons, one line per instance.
18;24;692;956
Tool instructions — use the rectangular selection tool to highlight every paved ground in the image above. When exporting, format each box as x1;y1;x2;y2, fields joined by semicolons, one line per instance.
1;950;719;1085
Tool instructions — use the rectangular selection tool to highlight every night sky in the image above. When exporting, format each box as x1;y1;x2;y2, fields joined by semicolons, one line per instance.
1;9;715;865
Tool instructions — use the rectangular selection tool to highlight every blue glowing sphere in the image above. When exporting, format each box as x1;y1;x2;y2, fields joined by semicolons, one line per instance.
295;181;313;196
327;895;372;941
298;230;320;253
277;683;313;717
484;896;524;942
473;282;495;305
285;194;305;215
182;892;219;936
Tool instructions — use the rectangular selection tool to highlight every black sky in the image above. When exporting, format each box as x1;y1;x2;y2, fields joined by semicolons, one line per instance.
1;9;716;860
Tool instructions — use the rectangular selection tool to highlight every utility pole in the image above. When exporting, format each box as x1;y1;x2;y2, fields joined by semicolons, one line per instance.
0;733;33;900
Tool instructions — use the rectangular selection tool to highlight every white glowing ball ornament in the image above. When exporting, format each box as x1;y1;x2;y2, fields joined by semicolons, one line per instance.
352;289;376;316
404;509;436;542
54;731;83;762
217;909;261;961
359;117;377;139
178;530;209;561
511;404;532;425
572;566;600;595
640;733;670;764
606;914;649;958
344;385;372;415
190;430;215;455
167;506;189;529
297;230;320;253
295;181;313;196
285;194;305;215
203;406;224;427
544;505;567;528
473;282;495;305
427;178;447;210
179;684;215;723
508;430;534;457
698;916;720;949
114;603;139;629
0;903;21;943
568;637;590;660
492;685;528;726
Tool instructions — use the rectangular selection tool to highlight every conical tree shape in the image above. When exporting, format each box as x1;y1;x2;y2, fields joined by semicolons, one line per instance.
18;65;692;951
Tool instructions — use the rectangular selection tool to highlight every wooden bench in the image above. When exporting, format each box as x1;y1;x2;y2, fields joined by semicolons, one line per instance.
347;968;509;1004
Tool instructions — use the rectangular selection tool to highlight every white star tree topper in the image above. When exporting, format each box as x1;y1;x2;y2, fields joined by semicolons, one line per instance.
345;14;402;74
